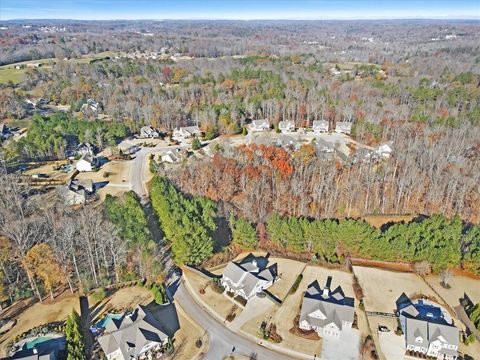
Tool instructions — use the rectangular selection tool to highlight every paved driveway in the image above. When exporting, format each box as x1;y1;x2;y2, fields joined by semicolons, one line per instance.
321;328;360;360
230;295;276;331
378;331;404;360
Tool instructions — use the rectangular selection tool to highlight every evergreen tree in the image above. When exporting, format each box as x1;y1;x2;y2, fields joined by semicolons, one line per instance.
150;177;215;265
229;214;257;249
65;310;86;360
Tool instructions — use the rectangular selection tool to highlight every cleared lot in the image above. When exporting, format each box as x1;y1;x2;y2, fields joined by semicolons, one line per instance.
352;266;438;313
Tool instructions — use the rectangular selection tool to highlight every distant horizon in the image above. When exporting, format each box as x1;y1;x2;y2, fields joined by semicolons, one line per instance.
1;0;479;21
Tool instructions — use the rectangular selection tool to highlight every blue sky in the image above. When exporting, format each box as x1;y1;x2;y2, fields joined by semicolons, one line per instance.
1;0;479;20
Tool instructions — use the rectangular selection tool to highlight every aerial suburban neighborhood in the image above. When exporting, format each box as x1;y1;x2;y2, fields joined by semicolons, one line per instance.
0;1;479;360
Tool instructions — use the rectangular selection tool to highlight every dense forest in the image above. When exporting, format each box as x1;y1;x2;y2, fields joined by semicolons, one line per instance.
0;171;163;307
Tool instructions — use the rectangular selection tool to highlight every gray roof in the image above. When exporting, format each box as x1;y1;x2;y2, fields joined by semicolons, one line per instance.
312;120;328;129
98;304;179;360
278;120;294;129
397;295;459;350
299;278;355;330
222;253;277;298
180;126;201;135
251;119;269;127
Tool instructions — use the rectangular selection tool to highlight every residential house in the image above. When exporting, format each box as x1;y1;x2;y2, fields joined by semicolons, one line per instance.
59;178;94;205
140;126;159;139
81;98;99;114
172;126;202;142
98;304;179;360
75;143;95;157
315;139;335;154
248;119;270;132
312;120;329;133
76;154;99;172
375;143;393;159
221;253;278;301
299;277;355;338
161;149;183;164
275;135;300;150
25;98;48;109
335;122;353;134
4;336;65;360
278;120;295;133
397;294;459;360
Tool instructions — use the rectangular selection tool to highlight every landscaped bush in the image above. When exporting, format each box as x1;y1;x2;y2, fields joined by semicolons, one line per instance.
289;274;303;294
226;291;235;297
234;295;247;306
210;279;225;294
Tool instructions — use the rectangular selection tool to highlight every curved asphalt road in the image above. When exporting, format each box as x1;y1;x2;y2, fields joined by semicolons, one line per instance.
174;281;296;360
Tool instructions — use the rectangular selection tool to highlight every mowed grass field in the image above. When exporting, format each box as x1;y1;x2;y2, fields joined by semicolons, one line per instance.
0;51;122;84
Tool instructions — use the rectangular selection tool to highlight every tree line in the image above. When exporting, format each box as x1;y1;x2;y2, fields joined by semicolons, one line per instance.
150;176;217;265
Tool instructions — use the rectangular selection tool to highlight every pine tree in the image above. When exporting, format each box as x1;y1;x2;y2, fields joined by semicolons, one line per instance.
65;310;86;360
229;214;257;249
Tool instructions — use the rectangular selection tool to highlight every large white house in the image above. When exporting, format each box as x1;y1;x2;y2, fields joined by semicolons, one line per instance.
334;121;353;134
248;119;270;132
396;294;459;360
172;126;202;142
140;125;159;138
312;120;329;133
221;254;277;301
299;277;355;338
278;120;295;133
98;304;179;360
76;154;99;172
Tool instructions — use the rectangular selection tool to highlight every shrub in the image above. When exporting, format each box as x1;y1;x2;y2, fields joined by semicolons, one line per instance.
192;137;201;150
290;274;303;294
210;279;225;294
226;291;235;298
91;288;106;303
234;295;247;306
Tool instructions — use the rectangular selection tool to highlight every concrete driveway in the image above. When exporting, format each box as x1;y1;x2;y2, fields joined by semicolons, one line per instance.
321;328;360;360
378;331;405;360
230;295;276;331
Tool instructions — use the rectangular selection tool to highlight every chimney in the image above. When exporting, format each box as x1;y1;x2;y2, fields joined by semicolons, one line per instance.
323;276;332;297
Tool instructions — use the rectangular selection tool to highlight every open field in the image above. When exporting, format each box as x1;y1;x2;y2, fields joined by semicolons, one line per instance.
183;268;241;321
352;266;438;313
0;286;152;357
0;51;123;84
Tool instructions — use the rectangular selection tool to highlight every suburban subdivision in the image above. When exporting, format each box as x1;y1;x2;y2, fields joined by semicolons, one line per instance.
0;2;479;360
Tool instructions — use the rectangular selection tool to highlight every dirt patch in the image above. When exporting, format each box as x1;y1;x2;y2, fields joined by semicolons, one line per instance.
361;215;416;228
350;258;413;272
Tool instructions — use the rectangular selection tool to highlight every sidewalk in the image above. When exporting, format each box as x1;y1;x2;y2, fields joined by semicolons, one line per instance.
182;273;315;360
